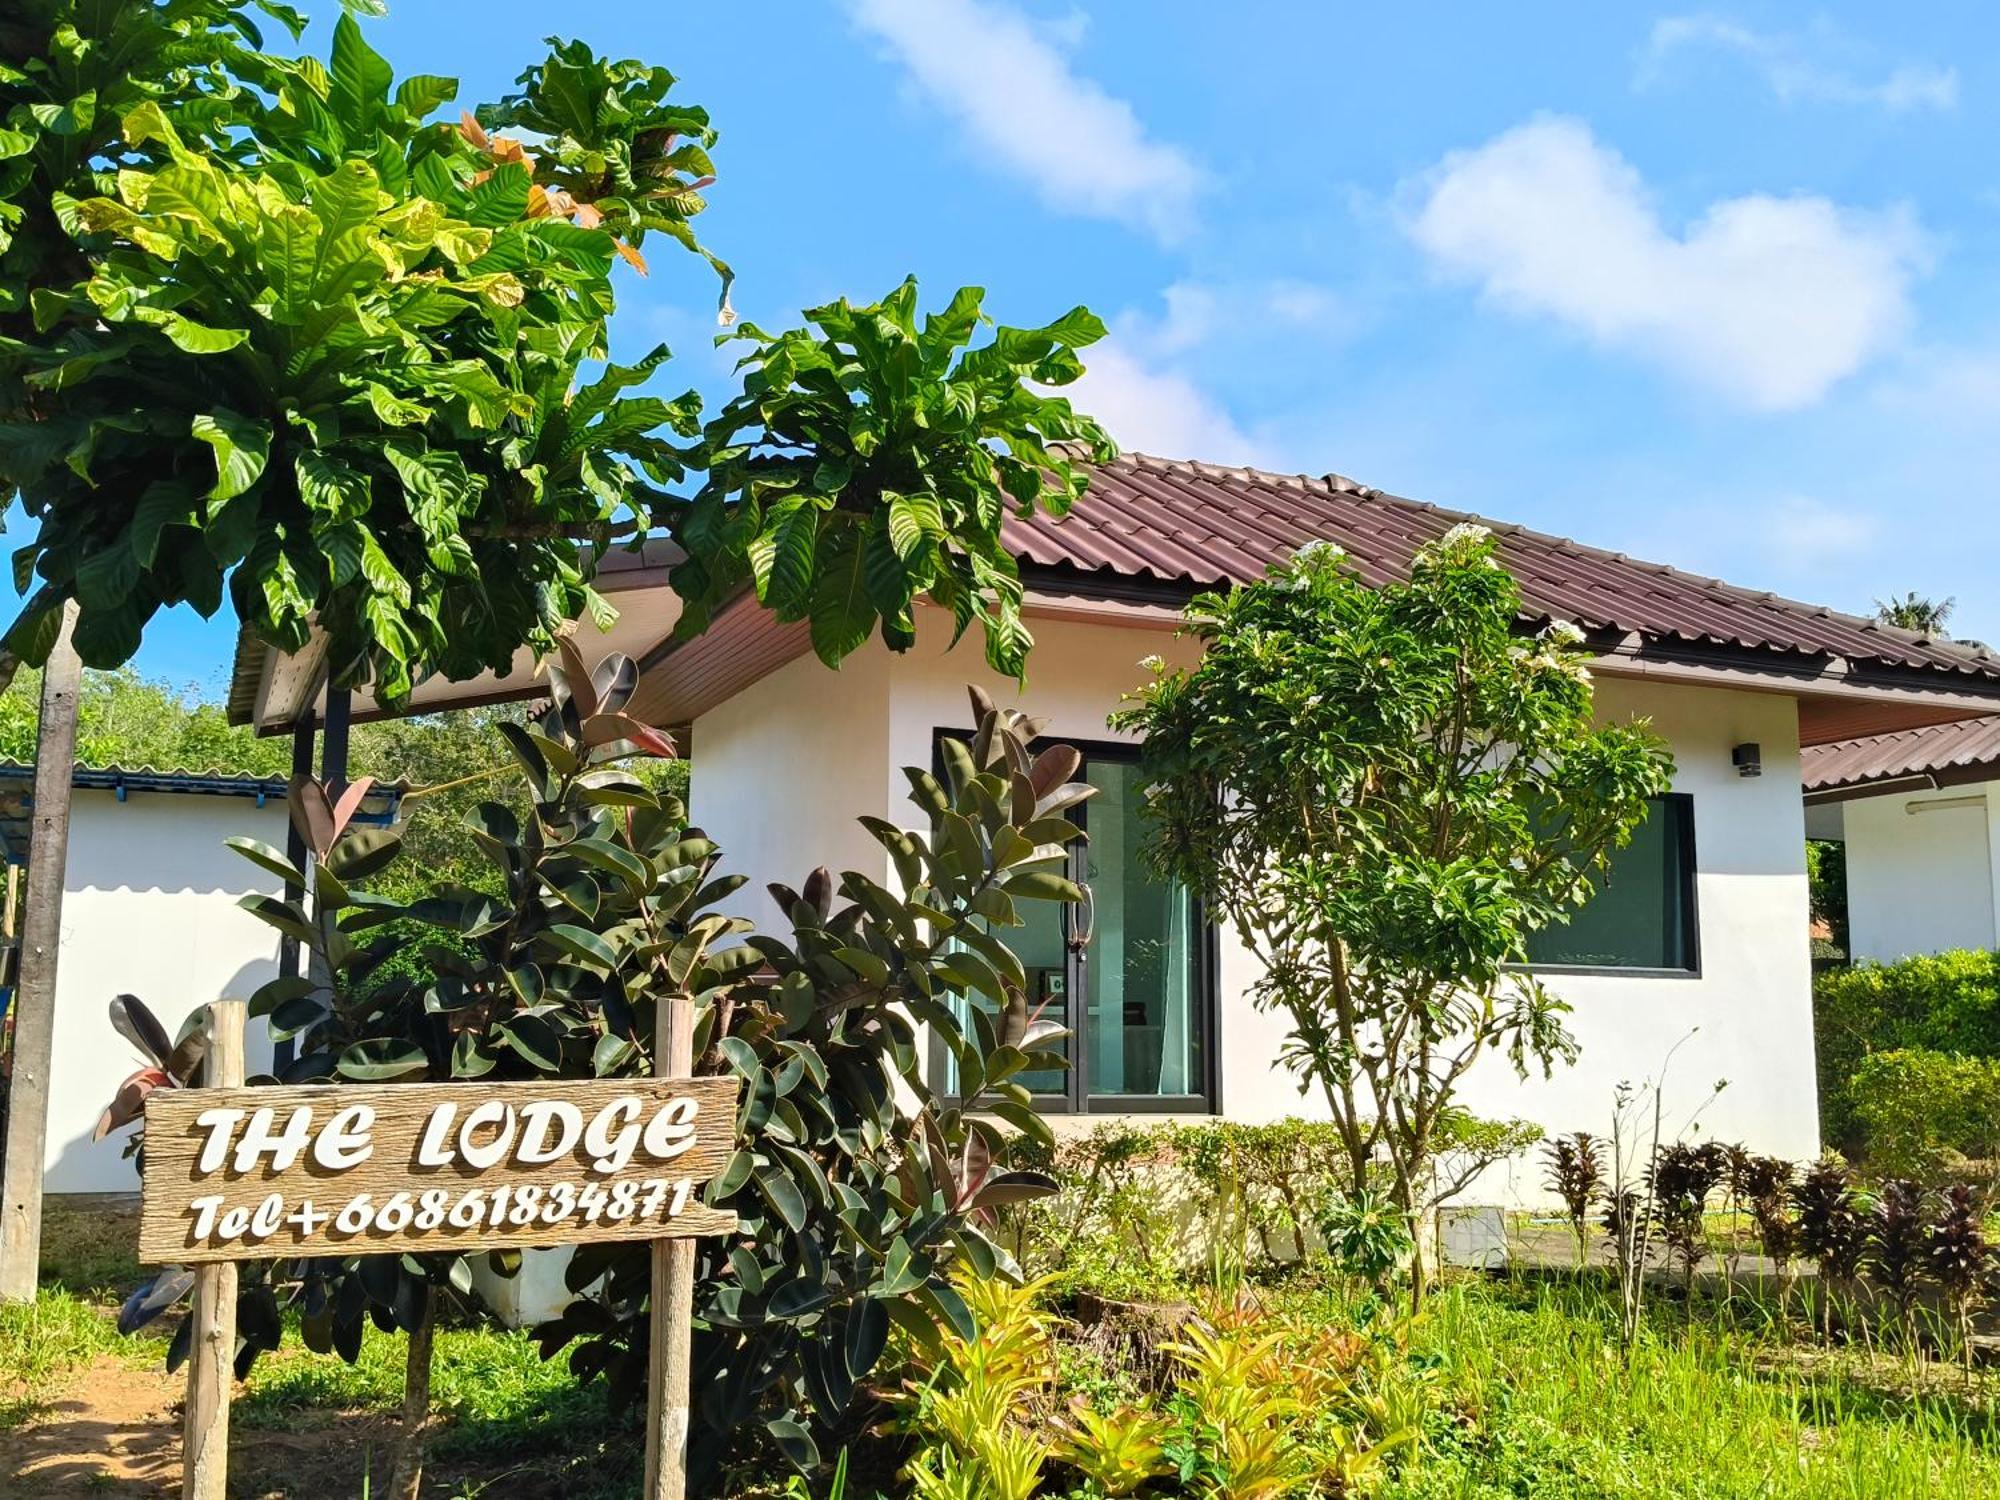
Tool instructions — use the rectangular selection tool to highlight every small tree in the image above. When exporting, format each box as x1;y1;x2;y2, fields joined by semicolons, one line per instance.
1874;591;1955;637
1;2;1110;697
1113;529;1672;1300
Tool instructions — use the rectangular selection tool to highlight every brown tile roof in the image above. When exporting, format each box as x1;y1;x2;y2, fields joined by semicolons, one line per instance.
1006;453;2000;686
1802;716;2000;796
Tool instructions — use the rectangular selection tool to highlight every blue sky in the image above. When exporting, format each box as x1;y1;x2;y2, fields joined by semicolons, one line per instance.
33;1;2000;685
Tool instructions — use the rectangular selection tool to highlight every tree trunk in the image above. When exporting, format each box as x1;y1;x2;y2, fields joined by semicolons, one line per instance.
0;603;81;1302
1401;1177;1432;1313
389;1285;435;1500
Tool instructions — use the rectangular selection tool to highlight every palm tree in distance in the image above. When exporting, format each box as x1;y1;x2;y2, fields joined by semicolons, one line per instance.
1875;591;1955;637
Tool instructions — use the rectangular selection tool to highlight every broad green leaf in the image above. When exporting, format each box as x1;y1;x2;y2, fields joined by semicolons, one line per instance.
191;411;271;501
328;13;393;122
225;837;307;887
465;162;531;227
807;527;872;666
392;74;456;119
541;924;619;969
337;1037;428;1081
139;311;249;355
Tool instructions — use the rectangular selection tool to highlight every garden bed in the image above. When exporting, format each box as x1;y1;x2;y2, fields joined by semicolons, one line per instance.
10;1205;2000;1498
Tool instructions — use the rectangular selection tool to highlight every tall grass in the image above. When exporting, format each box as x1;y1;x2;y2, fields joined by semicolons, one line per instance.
1393;1279;2000;1499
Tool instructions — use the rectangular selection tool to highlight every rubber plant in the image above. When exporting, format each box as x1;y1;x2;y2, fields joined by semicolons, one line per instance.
103;661;1082;1493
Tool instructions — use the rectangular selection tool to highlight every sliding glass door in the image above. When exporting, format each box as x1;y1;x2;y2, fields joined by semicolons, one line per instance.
937;737;1213;1113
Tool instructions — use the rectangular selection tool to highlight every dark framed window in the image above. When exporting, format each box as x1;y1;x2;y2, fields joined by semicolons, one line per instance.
1523;793;1700;975
930;733;1218;1113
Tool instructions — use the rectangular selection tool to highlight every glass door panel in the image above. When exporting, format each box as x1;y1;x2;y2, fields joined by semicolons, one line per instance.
939;866;1072;1100
1079;759;1203;1102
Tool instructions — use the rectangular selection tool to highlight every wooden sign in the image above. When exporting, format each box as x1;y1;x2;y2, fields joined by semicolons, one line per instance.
140;1077;739;1264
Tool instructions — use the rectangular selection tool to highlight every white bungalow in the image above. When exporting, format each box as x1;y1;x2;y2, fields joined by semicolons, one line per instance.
231;455;2000;1174
1804;717;2000;963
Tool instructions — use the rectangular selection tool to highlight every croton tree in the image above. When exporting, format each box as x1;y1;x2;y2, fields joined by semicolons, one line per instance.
0;0;1112;698
104;652;1089;1490
1114;529;1674;1302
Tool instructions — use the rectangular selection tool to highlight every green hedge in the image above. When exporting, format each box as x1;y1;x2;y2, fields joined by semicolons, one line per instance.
1814;949;2000;1150
1847;1048;2000;1181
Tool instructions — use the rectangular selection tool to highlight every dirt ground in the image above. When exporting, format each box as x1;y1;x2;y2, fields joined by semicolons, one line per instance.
0;1354;182;1497
0;1358;473;1500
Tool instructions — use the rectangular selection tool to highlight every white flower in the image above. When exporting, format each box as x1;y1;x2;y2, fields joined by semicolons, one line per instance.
1543;619;1585;646
1293;538;1347;564
1441;522;1491;546
1138;654;1166;674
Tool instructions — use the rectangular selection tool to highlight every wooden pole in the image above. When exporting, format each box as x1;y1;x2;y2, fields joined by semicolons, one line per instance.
183;1000;245;1500
0;601;82;1303
272;710;315;1074
644;991;696;1499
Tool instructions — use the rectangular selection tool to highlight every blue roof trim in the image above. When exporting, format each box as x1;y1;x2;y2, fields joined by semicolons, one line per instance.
0;765;289;799
0;764;402;845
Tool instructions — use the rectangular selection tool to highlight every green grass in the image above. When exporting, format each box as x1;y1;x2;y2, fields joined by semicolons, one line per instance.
0;1286;148;1428
1376;1278;2000;1500
239;1317;640;1495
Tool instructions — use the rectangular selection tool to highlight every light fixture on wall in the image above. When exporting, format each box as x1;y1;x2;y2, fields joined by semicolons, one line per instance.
1731;743;1761;778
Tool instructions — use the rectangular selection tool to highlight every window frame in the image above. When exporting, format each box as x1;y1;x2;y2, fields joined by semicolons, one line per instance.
928;729;1221;1114
1519;791;1703;979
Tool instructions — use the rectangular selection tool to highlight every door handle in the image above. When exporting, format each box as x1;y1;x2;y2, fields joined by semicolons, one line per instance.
1067;880;1095;954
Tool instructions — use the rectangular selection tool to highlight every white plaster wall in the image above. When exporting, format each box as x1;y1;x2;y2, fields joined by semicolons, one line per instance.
1843;781;1998;963
1453;676;1821;1198
691;645;892;927
44;789;287;1194
688;618;1824;1198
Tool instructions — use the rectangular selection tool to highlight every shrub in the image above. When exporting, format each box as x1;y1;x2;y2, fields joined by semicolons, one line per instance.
1008;1114;1539;1294
1172;1120;1346;1268
890;1273;1424;1499
1003;1122;1191;1298
1927;1185;1991;1360
1867;1178;1929;1344
1793;1159;1867;1340
1649;1143;1728;1295
1847;1048;2000;1183
1543;1133;1603;1268
1814;950;2000;1149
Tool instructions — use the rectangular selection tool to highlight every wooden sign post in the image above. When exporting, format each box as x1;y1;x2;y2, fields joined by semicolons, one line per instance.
141;1012;739;1498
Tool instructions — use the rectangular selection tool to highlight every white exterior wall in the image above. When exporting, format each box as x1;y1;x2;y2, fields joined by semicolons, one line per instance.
690;618;1823;1199
1842;780;2000;963
691;644;892;926
1455;676;1820;1197
44;789;287;1194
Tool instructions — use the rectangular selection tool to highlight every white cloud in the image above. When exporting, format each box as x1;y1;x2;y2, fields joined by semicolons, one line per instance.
1064;342;1272;465
1404;116;1924;411
1762;494;1879;567
1641;16;1957;112
1055;280;1349;466
846;0;1202;242
1874;347;2000;429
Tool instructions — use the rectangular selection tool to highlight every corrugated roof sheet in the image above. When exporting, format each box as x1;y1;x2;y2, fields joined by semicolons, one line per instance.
1004;453;2000;684
1801;717;2000;795
0;760;287;791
